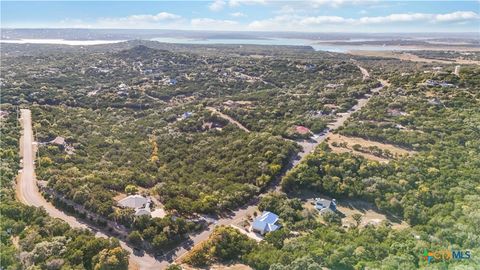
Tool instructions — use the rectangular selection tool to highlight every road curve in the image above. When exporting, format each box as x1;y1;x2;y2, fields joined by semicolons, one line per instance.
17;109;90;229
206;106;250;133
16;109;167;270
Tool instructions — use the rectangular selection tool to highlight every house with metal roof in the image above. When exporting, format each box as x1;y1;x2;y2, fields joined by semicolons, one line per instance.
314;198;337;214
118;195;152;217
251;211;280;235
118;195;148;209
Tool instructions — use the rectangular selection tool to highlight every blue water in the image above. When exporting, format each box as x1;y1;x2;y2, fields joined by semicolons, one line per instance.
1;37;413;52
150;37;410;53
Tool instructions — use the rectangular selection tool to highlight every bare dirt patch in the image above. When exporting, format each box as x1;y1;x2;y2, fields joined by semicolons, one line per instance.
326;133;415;162
425;90;437;98
11;236;20;249
128;260;140;270
378;79;391;87
181;264;253;270
338;199;409;230
113;193;127;202
302;194;408;230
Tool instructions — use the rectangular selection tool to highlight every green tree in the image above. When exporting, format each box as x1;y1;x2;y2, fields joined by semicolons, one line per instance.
124;184;138;195
166;264;182;270
92;247;129;270
265;228;289;249
127;231;143;246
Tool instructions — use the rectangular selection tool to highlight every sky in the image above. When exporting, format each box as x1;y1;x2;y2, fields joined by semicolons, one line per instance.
1;1;479;32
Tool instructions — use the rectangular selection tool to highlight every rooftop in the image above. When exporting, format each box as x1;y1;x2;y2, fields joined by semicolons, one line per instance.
252;211;279;234
118;195;148;209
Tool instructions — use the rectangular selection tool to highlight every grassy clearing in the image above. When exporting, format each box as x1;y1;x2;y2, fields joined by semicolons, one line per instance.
326;133;415;162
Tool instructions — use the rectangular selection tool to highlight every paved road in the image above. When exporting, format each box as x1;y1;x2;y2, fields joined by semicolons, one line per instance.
17;109;91;229
16;109;167;270
292;82;384;168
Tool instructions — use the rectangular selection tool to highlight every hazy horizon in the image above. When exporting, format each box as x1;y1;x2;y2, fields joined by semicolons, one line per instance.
2;1;479;33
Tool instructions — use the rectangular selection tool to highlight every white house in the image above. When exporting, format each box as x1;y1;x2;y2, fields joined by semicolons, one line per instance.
118;195;148;209
118;195;151;217
251;211;280;235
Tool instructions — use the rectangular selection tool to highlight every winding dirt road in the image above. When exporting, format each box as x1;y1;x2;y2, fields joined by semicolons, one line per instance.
206;106;250;132
357;65;370;81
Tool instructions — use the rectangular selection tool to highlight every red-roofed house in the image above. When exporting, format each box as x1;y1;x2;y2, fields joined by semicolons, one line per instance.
295;125;311;135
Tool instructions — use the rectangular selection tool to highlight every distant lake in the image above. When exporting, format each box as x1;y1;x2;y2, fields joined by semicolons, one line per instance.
0;39;126;45
1;37;413;52
150;37;411;52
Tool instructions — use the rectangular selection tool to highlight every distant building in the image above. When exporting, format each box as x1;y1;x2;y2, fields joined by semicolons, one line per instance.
387;108;407;117
222;100;253;109
428;98;442;106
117;91;128;97
160;77;178;86
50;136;65;145
182;112;193;119
294;125;311;135
305;64;316;71
439;82;455;87
252;211;280;235
425;80;455;88
118;83;128;90
314;198;337;214
425;79;438;86
48;136;74;154
326;83;344;88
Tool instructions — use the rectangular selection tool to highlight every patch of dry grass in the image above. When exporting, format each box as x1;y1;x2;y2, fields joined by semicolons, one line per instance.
326;133;415;162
